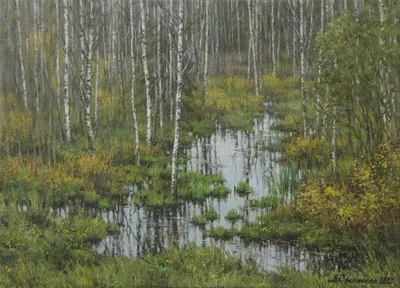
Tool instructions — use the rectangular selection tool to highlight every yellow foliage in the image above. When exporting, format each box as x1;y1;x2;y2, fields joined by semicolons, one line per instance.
285;137;330;168
298;144;400;238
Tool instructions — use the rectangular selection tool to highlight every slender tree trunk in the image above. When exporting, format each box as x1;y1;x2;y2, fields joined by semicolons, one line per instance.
130;0;140;164
34;0;40;114
271;0;276;75
84;0;95;153
236;0;241;64
157;5;163;133
300;0;308;136
63;0;71;143
56;0;61;114
79;0;86;121
171;0;184;195
332;106;337;173
15;0;28;110
276;0;281;72
169;0;174;122
317;0;325;132
94;38;99;125
140;0;152;145
247;0;259;96
202;0;209;119
292;0;297;76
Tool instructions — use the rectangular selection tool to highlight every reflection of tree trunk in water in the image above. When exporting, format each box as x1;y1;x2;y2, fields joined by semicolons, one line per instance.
172;206;178;245
196;138;200;172
202;138;208;175
207;137;212;174
136;209;142;256
213;135;218;174
179;204;185;244
154;210;161;253
245;132;251;184
147;210;153;253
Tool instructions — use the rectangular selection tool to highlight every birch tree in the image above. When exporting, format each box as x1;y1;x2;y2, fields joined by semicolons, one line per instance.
63;0;71;143
300;0;308;135
171;0;184;195
83;0;95;153
247;0;259;96
130;0;140;164
140;0;152;146
202;0;210;119
33;0;40;113
15;0;28;110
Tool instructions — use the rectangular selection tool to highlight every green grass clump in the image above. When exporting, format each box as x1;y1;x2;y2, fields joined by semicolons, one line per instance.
208;226;235;240
225;209;243;222
191;210;219;226
249;196;279;209
178;172;229;201
132;189;180;208
234;181;253;196
210;185;231;198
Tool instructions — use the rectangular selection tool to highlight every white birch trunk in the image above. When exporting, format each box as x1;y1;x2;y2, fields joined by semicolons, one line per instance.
33;0;40;113
276;0;281;71
292;0;297;76
79;0;86;117
317;0;324;131
84;0;95;153
15;0;28;110
140;0;152;145
157;4;163;133
171;0;184;195
63;0;71;142
56;0;61;112
94;40;99;125
169;0;174;122
300;0;308;136
247;0;259;96
202;0;209;119
112;0;117;84
271;0;276;75
236;0;241;64
130;0;140;164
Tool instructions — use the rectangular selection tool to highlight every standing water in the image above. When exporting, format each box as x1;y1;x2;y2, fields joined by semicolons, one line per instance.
95;114;353;273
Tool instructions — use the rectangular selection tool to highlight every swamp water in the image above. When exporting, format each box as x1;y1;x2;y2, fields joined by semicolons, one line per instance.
88;114;355;273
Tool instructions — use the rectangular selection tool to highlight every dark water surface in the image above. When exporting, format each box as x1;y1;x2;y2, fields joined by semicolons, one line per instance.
90;114;355;273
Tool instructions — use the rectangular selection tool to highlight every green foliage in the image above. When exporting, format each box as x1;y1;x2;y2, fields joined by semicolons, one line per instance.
249;196;279;209
225;209;243;222
284;137;331;169
132;189;179;208
208;226;235;240
178;172;230;201
191;210;219;226
297;145;400;241
234;181;253;196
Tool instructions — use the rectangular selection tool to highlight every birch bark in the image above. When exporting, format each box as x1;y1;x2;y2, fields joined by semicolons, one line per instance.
140;0;152;145
63;0;71;142
130;0;140;164
171;0;184;195
15;0;28;110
